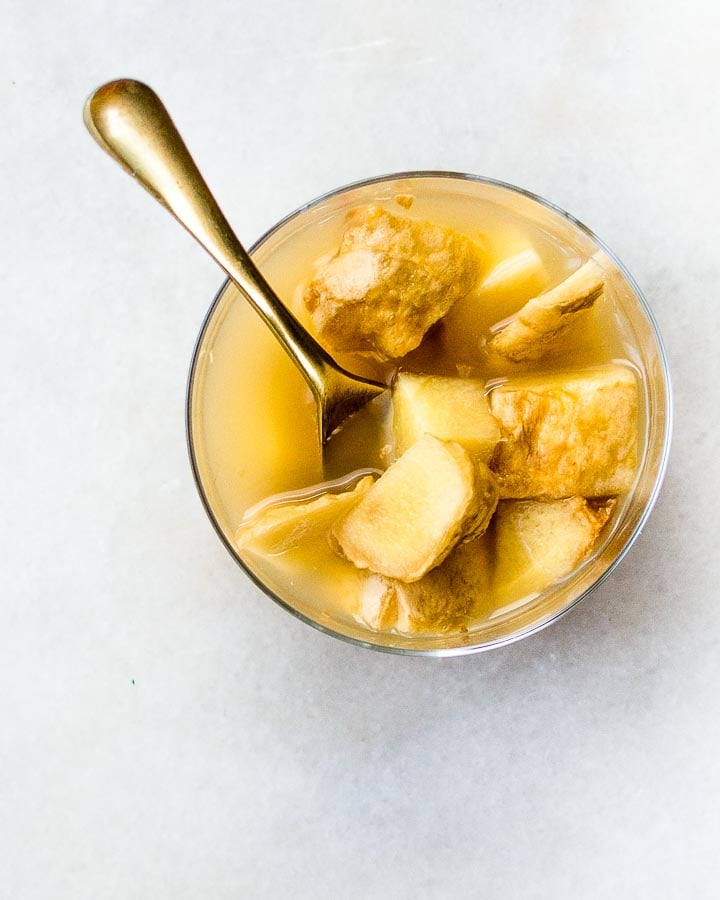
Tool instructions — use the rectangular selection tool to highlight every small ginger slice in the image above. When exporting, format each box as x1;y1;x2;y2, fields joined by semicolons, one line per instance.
303;205;481;359
236;476;375;556
394;193;415;209
358;578;401;631
493;497;616;602
359;534;492;633
392;372;501;462
489;365;638;499
488;258;605;362
480;245;546;296
332;435;498;582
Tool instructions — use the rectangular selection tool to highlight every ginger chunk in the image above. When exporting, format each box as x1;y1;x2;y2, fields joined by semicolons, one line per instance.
480;245;546;296
303;205;481;359
489;365;638;499
359;535;492;633
392;372;501;462
493;497;616;601
332;435;498;582
236;476;374;556
488;259;605;362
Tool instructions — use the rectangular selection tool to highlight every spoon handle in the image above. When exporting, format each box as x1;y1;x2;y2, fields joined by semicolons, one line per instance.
84;79;336;398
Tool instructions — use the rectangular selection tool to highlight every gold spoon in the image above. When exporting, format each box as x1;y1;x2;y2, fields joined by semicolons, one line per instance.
84;79;386;444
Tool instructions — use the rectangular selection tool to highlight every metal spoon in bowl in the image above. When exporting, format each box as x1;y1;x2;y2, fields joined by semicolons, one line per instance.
84;79;386;445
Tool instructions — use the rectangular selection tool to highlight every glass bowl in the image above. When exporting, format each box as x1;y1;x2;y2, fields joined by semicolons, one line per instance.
186;172;672;656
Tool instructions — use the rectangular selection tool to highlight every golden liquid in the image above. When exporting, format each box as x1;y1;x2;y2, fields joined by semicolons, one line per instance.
190;178;644;641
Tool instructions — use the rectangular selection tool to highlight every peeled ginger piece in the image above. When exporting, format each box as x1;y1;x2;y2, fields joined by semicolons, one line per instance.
303;205;481;359
391;372;500;461
489;364;638;499
237;476;375;556
359;534;492;633
480;245;546;296
493;497;616;602
488;258;605;362
332;434;499;582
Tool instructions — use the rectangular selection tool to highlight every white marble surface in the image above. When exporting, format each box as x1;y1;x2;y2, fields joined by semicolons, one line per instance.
2;1;719;897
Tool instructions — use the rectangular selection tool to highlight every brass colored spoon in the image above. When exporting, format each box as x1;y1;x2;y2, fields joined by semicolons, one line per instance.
84;79;385;444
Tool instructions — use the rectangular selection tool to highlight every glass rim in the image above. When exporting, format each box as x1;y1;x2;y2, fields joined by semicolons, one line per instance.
185;170;673;657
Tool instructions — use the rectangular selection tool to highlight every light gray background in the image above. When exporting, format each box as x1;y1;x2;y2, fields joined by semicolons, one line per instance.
2;1;719;897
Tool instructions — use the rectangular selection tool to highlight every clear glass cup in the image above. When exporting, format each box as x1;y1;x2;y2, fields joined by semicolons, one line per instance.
186;172;672;656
